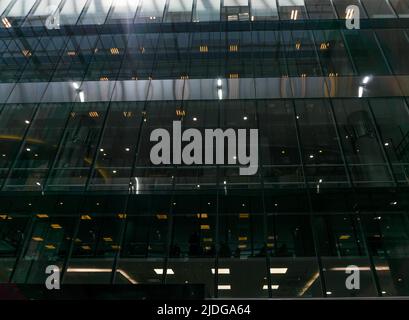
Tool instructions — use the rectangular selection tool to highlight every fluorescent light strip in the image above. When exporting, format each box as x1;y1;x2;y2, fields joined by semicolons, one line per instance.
154;268;174;275
270;268;288;274
218;285;231;290
211;268;230;275
67;268;137;284
331;266;389;271
263;285;279;290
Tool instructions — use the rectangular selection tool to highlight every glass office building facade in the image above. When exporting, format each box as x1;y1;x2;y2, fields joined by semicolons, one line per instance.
0;0;409;299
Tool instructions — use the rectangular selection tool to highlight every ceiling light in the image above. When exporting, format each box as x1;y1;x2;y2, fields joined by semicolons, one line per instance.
362;76;371;84
110;47;119;55
36;214;49;219
218;285;231;290
290;9;298;20
211;268;230;274
331;266;389;272
154;268;174;275
229;44;238;52
80;215;92;220
199;45;208;53
263;285;279;290
218;88;223;100
51;224;62;229
22;49;32;57
2;17;11;28
358;86;364;98
326;291;332;295
270;268;288;274
243;116;248;120
25;120;30;124
79;90;85;103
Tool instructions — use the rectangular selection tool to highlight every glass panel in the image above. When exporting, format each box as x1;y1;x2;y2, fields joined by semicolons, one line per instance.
30;0;62;16
53;102;108;169
0;104;37;170
108;0;139;21
267;214;322;298
369;98;409;183
136;0;166;22
305;0;336;19
59;0;87;25
278;0;307;20
251;0;279;20
282;30;322;76
313;30;355;76
252;31;287;77
390;0;409;17
362;214;409;296
343;30;390;76
94;102;144;169
165;0;193;22
12;217;75;284
295;99;347;186
80;0;114;25
376;29;409;75
361;0;395;18
332;99;392;185
64;215;122;284
0;216;29;283
194;0;220;22
6;0;36;17
13;103;71;170
258;100;303;187
0;0;13;16
332;0;368;18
